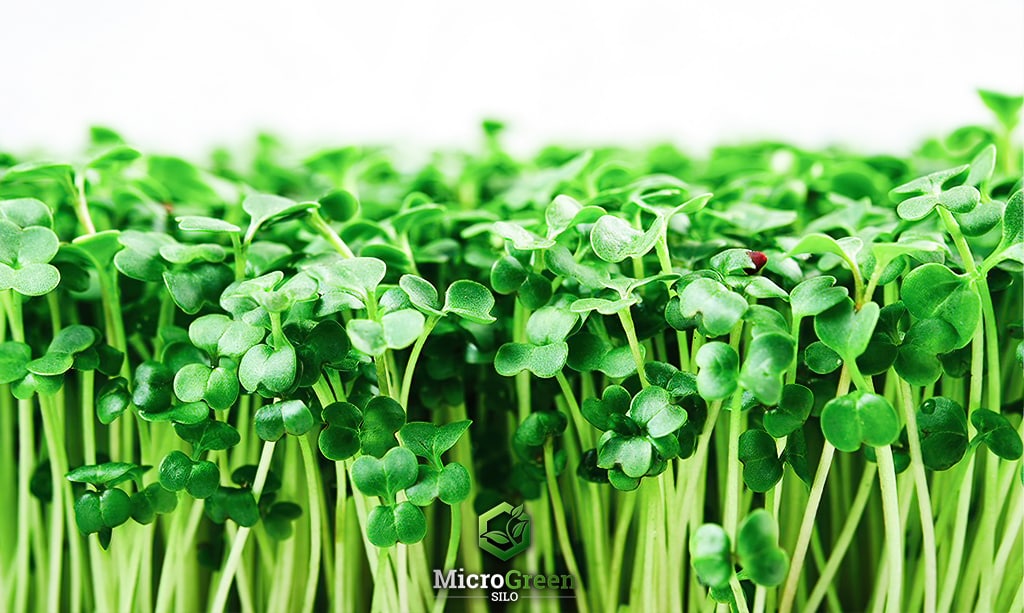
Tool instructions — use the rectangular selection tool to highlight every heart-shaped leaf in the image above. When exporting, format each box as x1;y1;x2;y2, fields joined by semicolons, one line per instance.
738;430;783;492
381;309;425;350
917;397;968;471
590;215;662;263
492;221;555;251
163;263;233;315
629;385;686;438
567;332;641;378
399;274;443;315
696;342;739;401
581;385;632;432
736;509;789;587
239;344;296;395
158;451;220;499
97;377;132;425
442;280;496;324
739;332;795;405
0;198;54;228
820;391;900;452
173;419;241;456
526;306;579;345
764;384;813;438
901;264;980;349
366;501;427;547
67;462;150;489
597;432;653;478
206;486;260;527
351;446;419;500
114;231;175;282
690;524;732;589
512;411;567;462
790;276;849;319
360;396;406;458
319;402;362;461
676;279;748;338
971;409;1023;461
130;483;178;524
243;193;314;240
176;216;242;234
399;420;472;466
405;463;472;506
814;299;880;361
254;399;315;441
495;342;569;379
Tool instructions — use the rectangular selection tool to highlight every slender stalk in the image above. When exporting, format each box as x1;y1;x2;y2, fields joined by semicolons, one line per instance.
875;445;903;613
604;490;636;612
431;504;462;613
778;367;850;613
723;388;745;540
210;440;277;613
897;379;936;613
617;309;649;388
542;442;589;613
729;576;751;613
307;210;355;258
297;435;323;613
399;316;439;410
804;463;877;612
555;370;592;449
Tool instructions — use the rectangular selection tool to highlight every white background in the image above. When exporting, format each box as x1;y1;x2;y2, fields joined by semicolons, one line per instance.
1;0;1022;158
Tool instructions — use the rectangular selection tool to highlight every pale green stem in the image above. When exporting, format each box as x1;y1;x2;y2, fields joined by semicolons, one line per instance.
210;441;277;613
898;379;937;613
617;309;649;387
875;445;904;613
778;364;850;613
543;443;589;613
297;435;323;613
804;463;877;613
399;316;439;410
431;504;462;613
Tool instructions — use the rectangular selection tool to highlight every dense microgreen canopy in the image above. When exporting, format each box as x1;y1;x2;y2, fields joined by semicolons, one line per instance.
2;91;1021;613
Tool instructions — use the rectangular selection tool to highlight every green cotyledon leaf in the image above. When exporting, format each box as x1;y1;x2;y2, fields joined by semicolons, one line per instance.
900;264;980;349
676;278;747;338
820;391;900;452
736;510;789;587
690;524;732;589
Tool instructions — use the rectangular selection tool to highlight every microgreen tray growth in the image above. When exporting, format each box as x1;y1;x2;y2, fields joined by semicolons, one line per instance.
0;90;1021;613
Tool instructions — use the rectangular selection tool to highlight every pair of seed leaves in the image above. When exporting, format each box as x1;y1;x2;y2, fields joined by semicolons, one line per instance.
583;384;688;490
351;420;472;547
695;330;796;407
0;198;61;296
737;383;815;492
0;325;122;400
106;314;267;429
312;257;494;358
494;291;657;380
691;509;789;590
318;396;407;461
667;262;790;340
511;411;571;497
128;309;306;425
157;417;241;499
892;397;1021;472
220;271;355;397
173;192;322;246
66;462;176;548
586;192;712;264
805;261;979;381
203;465;303;537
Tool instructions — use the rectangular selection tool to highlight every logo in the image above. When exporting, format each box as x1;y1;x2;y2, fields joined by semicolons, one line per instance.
478;502;530;561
